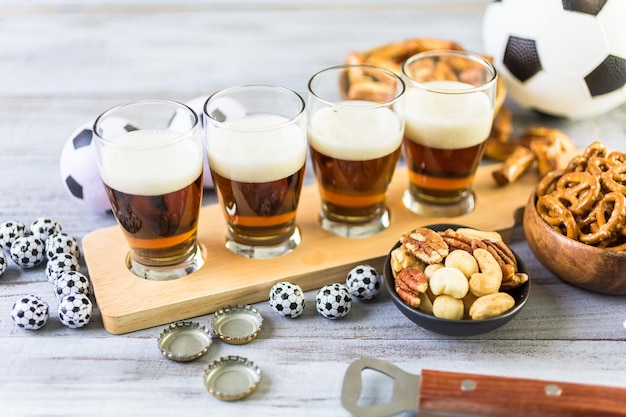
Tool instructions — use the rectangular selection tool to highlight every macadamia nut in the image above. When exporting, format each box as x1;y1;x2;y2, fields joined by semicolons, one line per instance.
429;267;469;299
432;295;464;320
445;250;479;278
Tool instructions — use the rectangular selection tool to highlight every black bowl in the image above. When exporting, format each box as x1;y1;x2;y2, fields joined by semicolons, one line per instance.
383;224;530;336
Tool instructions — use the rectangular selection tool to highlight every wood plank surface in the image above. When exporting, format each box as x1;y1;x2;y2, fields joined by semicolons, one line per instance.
1;1;625;417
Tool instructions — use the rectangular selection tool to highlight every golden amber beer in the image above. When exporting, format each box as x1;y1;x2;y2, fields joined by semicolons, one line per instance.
204;86;307;258
307;65;405;237
402;51;497;217
94;101;205;280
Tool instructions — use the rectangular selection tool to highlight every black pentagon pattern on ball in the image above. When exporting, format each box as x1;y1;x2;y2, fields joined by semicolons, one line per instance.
72;129;93;149
11;295;49;330
503;36;542;82
65;175;84;199
585;55;626;97
0;220;26;250
561;0;607;15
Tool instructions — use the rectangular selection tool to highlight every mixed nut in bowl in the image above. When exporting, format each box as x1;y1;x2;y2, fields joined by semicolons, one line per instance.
383;224;530;336
523;141;626;295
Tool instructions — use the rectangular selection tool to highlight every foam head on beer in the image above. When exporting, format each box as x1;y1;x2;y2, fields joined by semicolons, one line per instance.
404;81;493;150
308;100;403;160
207;114;307;183
99;129;203;196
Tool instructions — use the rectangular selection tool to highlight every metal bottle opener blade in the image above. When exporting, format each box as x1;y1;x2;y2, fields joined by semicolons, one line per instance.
341;357;626;417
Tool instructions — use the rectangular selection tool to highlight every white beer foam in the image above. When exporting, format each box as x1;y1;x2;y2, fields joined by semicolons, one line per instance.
100;129;203;195
308;101;403;161
207;114;306;183
405;81;493;150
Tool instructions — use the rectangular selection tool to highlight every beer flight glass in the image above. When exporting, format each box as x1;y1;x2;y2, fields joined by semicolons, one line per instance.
204;85;307;259
307;65;405;238
93;100;205;280
401;50;497;217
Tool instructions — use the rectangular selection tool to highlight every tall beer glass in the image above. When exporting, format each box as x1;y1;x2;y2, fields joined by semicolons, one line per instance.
204;85;307;259
307;65;405;238
401;50;497;217
93;100;205;280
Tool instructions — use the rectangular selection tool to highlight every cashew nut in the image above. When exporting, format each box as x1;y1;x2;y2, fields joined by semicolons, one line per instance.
445;250;479;278
469;248;503;297
469;292;515;320
429;267;469;299
432;295;464;320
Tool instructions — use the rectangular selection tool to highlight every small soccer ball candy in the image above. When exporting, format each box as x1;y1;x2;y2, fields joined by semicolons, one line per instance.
11;295;49;330
30;217;62;242
45;233;81;260
316;283;352;319
46;253;81;284
54;271;91;299
268;281;305;318
0;220;26;251
346;264;381;300
0;251;7;277
10;235;46;268
58;293;93;328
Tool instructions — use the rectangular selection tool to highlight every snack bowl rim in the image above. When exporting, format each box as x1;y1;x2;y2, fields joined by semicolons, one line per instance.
383;223;531;337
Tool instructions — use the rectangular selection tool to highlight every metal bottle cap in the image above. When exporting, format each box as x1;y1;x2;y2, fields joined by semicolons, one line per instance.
158;321;212;362
204;356;262;401
210;305;263;345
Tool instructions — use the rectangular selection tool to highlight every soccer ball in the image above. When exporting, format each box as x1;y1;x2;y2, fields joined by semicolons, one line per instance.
268;281;306;318
45;253;80;284
10;235;46;268
59;117;136;214
54;271;91;299
58;293;93;328
346;265;381;300
483;0;626;119
315;283;352;319
10;295;49;330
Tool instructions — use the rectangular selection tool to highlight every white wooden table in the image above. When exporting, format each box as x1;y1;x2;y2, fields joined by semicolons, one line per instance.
1;1;625;416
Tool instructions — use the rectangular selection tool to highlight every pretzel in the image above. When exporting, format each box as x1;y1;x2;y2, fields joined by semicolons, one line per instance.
535;142;626;251
491;126;575;186
554;171;601;216
537;194;579;240
578;192;626;244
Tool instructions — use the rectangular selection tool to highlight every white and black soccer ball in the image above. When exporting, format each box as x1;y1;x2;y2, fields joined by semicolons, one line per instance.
60;117;135;214
30;217;62;243
45;232;81;260
268;281;306;318
10;295;49;330
346;264;381;300
0;220;26;251
58;293;93;329
0;251;6;277
10;235;46;268
45;253;80;284
316;283;352;319
54;271;91;299
483;0;626;119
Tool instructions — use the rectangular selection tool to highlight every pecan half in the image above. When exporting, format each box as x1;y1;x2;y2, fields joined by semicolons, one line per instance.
395;268;428;308
438;229;473;253
400;228;449;264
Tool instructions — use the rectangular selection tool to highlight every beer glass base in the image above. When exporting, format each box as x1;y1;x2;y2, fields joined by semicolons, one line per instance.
225;227;301;259
126;244;206;281
402;189;475;217
319;208;390;238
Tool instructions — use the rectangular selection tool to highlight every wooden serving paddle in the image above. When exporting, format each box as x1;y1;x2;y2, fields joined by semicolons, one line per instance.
342;357;626;417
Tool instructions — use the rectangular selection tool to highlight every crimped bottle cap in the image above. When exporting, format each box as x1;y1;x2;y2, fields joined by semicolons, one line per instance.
210;305;263;345
204;356;262;401
158;321;212;362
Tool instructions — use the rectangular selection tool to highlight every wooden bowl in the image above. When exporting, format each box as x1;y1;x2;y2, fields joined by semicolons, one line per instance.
524;195;626;295
383;224;530;336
